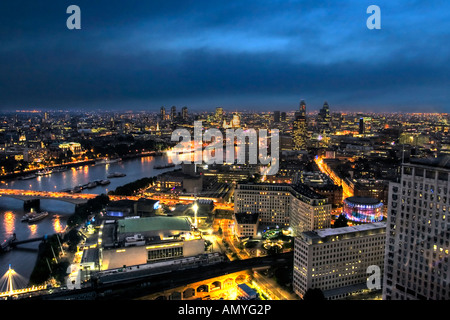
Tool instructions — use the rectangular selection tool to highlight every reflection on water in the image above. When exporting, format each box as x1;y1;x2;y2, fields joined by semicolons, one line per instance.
28;223;38;237
52;215;64;233
0;155;175;282
3;211;15;236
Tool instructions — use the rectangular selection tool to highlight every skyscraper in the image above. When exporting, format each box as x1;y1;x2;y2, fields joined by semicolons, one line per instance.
171;106;177;121
292;100;307;150
160;106;166;120
299;100;306;118
273;111;280;123
182;106;188;120
383;156;450;300
359;118;365;134
318;101;331;130
215;107;223;122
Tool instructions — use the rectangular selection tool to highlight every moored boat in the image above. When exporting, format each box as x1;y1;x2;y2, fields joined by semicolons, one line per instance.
154;163;175;169
87;181;98;188
107;172;126;178
99;179;111;185
18;174;37;180
27;211;49;223
21;212;33;222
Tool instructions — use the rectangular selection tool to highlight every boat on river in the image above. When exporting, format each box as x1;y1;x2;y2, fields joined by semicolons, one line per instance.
22;211;49;223
154;163;176;169
18;174;37;180
107;172;126;178
96;157;122;165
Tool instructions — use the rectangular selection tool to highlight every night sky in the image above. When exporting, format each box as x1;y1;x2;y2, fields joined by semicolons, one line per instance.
0;0;449;113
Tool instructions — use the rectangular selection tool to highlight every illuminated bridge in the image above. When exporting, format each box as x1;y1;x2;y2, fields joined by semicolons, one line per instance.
0;189;174;205
0;189;99;205
0;188;233;210
0;265;48;299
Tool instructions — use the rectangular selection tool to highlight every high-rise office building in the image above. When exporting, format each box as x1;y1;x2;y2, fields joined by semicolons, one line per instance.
281;112;287;122
383;157;450;300
293;222;386;300
299;100;306;118
215;107;224;122
273;111;280;123
359;118;365;134
171;106;177;121
292;100;307;150
160;106;166;120
182;106;188;120
234;183;331;230
318;101;331;130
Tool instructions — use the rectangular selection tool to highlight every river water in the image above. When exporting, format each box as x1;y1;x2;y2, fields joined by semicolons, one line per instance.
0;154;177;287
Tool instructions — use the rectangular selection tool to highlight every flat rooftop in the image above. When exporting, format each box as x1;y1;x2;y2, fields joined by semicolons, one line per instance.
117;216;192;234
408;156;450;170
303;222;386;241
344;196;381;205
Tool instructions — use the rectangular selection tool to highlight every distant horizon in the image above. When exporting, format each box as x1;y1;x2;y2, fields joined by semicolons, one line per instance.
6;106;449;115
1;1;449;114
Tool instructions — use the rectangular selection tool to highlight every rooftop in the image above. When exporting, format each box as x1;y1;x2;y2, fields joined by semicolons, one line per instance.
237;182;326;200
302;222;386;240
117;216;192;234
408;156;450;170
344;196;381;205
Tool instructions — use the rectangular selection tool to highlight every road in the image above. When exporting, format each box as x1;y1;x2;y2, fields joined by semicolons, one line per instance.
252;271;298;300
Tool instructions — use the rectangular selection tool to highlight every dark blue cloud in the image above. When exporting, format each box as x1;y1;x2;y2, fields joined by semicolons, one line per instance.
0;0;449;112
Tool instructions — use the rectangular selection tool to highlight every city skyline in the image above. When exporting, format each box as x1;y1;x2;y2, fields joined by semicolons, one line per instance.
0;0;450;305
0;1;449;112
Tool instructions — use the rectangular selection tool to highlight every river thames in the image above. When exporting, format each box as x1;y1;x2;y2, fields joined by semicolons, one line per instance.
0;154;177;286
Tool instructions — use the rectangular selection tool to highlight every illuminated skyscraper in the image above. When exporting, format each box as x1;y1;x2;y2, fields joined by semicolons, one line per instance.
182;106;188;120
359;118;365;134
318;101;331;130
383;157;450;300
171;106;176;121
292;100;307;150
160;106;166;120
299;100;306;118
215;107;223;122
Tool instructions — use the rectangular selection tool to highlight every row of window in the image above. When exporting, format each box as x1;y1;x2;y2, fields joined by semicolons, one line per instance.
147;247;183;261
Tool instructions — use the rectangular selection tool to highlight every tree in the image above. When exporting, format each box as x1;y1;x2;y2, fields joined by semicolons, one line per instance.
334;214;348;228
303;288;325;301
